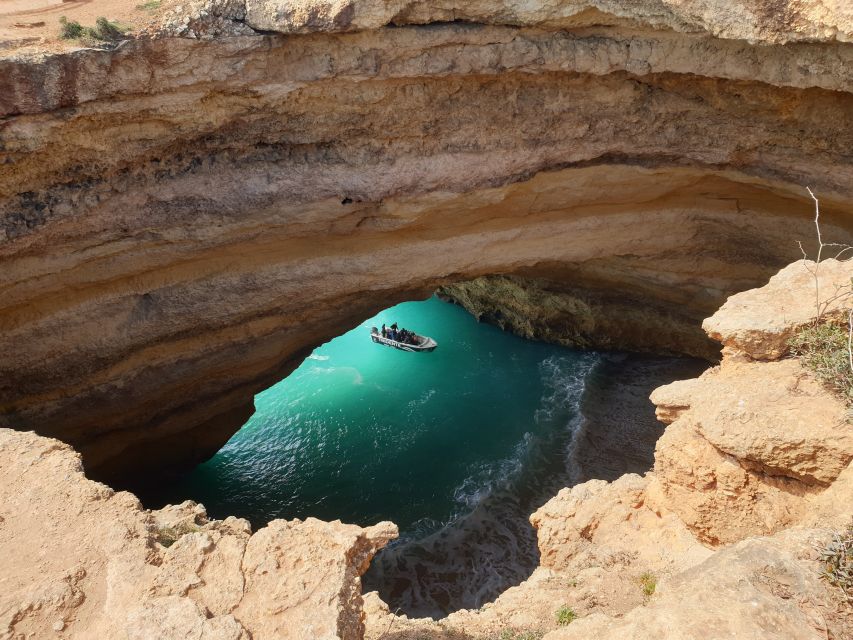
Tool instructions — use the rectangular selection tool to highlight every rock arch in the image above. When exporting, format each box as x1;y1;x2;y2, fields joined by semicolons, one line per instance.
2;6;852;480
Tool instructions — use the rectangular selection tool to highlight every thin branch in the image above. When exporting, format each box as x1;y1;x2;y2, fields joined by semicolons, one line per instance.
377;607;402;640
801;188;853;322
807;187;823;319
807;187;823;261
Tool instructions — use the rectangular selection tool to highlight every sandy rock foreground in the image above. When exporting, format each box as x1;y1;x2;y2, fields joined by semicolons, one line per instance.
543;261;853;639
0;429;396;640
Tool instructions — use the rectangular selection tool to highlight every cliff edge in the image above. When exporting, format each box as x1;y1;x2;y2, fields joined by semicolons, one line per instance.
3;259;851;639
0;428;397;640
364;259;853;639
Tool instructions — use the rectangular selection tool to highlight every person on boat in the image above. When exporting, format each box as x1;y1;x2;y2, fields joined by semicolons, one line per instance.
381;324;387;338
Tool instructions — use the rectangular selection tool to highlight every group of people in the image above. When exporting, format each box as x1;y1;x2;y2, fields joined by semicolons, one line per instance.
380;323;418;345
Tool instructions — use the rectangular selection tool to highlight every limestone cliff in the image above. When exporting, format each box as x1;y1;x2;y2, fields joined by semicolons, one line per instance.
364;260;853;640
0;428;397;640
2;0;853;479
2;260;852;639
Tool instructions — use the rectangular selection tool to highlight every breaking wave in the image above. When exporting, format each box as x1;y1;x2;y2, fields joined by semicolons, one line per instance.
363;352;601;617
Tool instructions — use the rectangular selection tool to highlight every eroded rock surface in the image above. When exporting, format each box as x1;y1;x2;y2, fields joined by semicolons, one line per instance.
656;358;853;485
544;530;846;640
3;0;853;636
364;260;853;639
0;428;396;640
3;248;853;640
645;262;853;547
705;258;853;360
2;0;853;479
154;0;853;44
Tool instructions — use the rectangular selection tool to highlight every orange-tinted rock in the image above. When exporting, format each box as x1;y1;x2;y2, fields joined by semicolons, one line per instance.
703;259;853;360
0;428;396;640
3;3;853;480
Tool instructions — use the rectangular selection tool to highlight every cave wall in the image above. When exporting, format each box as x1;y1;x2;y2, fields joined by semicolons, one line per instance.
1;2;852;480
438;269;725;360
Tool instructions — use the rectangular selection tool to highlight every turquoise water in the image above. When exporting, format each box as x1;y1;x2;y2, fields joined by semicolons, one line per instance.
145;295;602;616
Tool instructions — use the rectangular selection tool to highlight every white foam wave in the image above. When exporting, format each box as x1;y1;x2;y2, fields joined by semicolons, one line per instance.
535;353;600;482
407;388;436;409
447;354;600;516
535;353;599;425
452;432;534;510
307;353;329;361
366;352;603;618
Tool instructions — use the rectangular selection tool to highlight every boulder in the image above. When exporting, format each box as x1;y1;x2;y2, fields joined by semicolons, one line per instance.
703;259;853;360
652;359;853;485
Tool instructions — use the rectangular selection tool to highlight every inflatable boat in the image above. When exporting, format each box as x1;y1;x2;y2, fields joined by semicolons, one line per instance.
370;327;437;352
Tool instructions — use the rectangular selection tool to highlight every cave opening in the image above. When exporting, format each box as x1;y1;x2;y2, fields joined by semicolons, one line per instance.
135;289;708;618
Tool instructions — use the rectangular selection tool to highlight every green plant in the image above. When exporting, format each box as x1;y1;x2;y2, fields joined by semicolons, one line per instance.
639;571;657;597
90;17;126;40
58;16;84;39
59;15;127;41
788;322;853;404
555;605;576;626
820;521;853;602
154;521;200;548
136;0;161;11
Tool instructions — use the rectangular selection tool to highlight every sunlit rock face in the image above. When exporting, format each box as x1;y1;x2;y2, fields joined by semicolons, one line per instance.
1;0;852;480
0;428;397;640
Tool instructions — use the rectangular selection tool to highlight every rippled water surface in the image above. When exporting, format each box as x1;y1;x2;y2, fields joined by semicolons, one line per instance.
147;295;602;616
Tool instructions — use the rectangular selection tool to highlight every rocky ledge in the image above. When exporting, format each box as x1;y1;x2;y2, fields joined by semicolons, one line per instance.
0;427;397;640
364;259;853;639
3;259;852;639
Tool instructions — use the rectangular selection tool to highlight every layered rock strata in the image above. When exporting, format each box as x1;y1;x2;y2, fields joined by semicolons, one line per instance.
2;0;853;479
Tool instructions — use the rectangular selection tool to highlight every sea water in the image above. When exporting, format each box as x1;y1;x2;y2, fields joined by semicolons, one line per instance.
145;295;603;616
